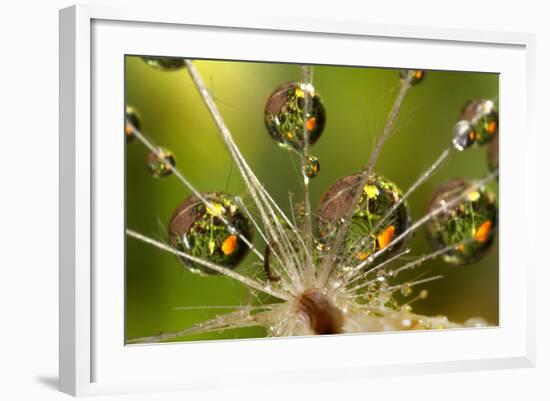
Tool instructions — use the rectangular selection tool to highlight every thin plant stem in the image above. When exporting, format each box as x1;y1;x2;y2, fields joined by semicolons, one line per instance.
391;238;476;277
387;275;444;293
126;228;291;301
234;196;268;245
235;197;296;289
301;65;315;287
126;307;265;344
335;248;411;295
172;305;272;311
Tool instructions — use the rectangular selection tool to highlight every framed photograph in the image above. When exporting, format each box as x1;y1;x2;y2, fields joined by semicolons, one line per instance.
59;4;536;396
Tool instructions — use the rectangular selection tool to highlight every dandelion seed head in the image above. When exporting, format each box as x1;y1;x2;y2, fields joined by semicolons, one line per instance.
125;59;499;344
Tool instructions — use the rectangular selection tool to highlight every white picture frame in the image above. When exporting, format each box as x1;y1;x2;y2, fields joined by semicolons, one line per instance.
59;3;536;397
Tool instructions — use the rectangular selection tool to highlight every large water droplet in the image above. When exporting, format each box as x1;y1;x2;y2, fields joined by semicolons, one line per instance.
169;192;253;274
264;82;326;150
426;178;498;265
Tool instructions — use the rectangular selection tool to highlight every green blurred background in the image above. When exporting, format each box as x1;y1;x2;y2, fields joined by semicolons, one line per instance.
125;56;499;343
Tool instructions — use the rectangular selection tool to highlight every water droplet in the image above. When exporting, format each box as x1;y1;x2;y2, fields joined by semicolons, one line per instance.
330;279;343;290
169;192;253;274
413;318;429;330
419;289;429;299
303;155;320;178
399;69;425;85
452;120;476;151
460;98;498;145
141;56;186;71
317;173;411;262
264;82;326;150
315;240;327;251
400;283;412;297
146;147;176;178
125;105;141;143
426;179;498;265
